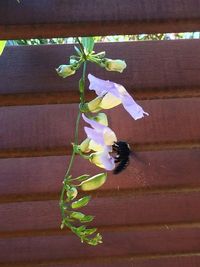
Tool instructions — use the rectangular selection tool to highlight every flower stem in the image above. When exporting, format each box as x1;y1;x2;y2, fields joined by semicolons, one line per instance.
60;58;87;217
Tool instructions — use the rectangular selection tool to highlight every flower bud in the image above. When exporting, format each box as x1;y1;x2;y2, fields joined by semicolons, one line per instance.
93;113;108;126
79;138;91;153
104;59;127;73
71;196;91;209
70;211;85;220
80;173;107;191
56;64;76;78
66;186;78;200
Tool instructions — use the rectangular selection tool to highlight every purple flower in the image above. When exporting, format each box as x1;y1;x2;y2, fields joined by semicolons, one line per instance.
81;114;116;170
88;74;149;120
90;149;115;170
82;114;117;148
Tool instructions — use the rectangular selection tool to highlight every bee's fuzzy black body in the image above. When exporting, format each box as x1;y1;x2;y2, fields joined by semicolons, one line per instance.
112;141;130;174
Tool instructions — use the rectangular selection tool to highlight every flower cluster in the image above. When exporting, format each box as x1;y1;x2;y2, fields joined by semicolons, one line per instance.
56;37;149;246
79;74;149;171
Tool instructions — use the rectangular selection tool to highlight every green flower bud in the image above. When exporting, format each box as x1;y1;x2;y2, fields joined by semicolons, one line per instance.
79;138;91;153
70;211;85;220
71;196;91;209
80;173;107;191
56;64;76;78
105;59;127;73
93;113;108;126
66;187;78;200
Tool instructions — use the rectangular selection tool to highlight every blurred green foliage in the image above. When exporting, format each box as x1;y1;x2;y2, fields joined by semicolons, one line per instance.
11;32;200;46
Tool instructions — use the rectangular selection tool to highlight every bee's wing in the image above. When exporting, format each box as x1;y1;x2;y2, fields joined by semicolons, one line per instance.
130;151;147;165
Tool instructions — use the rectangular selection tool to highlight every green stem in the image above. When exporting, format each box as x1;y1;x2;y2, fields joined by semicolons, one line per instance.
60;58;87;218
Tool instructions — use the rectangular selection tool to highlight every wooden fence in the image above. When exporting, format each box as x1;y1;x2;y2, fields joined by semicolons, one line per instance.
0;1;200;266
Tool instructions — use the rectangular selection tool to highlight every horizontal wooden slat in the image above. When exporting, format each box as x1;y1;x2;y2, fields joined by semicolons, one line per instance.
1;40;200;105
0;227;199;263
0;149;200;200
1;0;200;38
1;192;200;233
0;98;199;152
4;254;199;267
21;254;200;267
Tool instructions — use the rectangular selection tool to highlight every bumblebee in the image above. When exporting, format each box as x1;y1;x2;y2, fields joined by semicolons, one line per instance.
112;141;131;174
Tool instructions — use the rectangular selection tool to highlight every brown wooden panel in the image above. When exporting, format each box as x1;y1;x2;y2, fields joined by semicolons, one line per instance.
1;192;200;233
1;1;200;38
0;227;199;263
19;255;200;267
1;40;200;105
0;98;199;152
0;149;200;199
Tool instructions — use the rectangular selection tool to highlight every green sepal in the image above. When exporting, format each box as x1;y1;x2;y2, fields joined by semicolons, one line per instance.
72;174;90;182
71;195;91;209
81;37;94;53
87;233;103;245
74;46;82;56
83;228;97;236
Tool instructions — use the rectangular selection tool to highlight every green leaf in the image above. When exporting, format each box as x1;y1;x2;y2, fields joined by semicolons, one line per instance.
81;37;94;53
71;195;91;209
0;41;6;56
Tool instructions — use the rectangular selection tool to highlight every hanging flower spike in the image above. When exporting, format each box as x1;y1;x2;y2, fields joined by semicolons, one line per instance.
88;74;149;120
